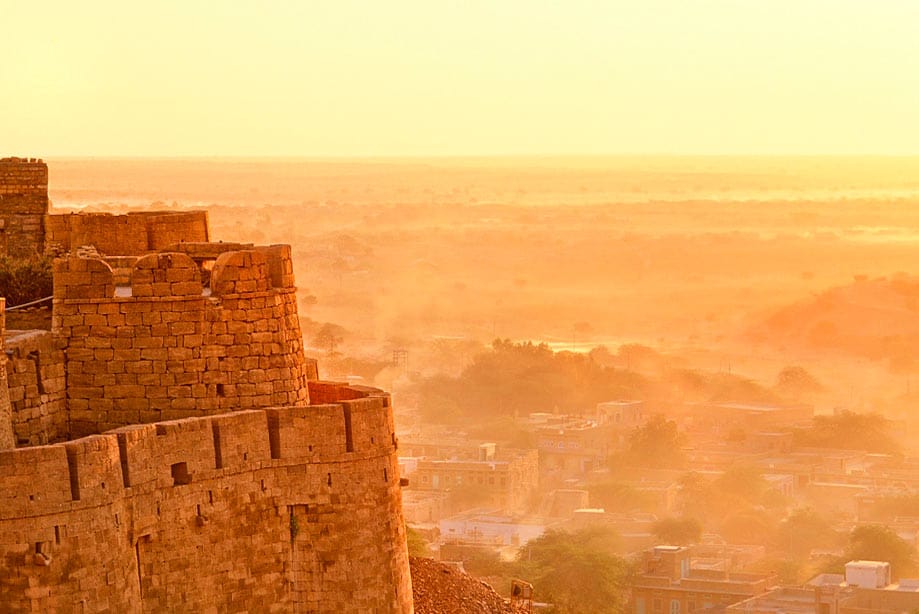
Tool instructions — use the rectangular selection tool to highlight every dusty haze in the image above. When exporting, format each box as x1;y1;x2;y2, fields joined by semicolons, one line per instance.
45;156;919;437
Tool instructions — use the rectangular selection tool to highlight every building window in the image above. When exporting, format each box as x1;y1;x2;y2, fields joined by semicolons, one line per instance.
670;600;680;614
653;598;662;612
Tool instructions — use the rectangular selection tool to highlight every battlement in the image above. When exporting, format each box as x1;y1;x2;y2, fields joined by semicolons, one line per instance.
0;158;48;198
0;158;413;612
0;391;393;518
0;395;412;612
3;328;67;447
47;247;312;438
44;210;209;256
52;244;296;300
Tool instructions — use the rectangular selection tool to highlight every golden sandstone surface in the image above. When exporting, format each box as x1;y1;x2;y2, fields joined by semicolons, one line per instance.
0;158;414;613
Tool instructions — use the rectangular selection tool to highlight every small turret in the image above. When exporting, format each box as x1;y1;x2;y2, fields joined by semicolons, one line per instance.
0;157;49;257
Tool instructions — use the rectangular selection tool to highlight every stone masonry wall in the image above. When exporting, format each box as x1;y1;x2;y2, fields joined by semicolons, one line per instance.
44;211;209;256
0;299;14;449
0;392;413;613
0;158;48;257
0;169;415;612
52;248;316;438
4;330;67;446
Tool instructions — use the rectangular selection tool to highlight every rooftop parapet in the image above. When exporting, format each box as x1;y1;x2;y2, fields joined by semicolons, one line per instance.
52;257;115;300
130;252;202;297
0;158;48;198
52;244;296;302
211;250;272;296
44;211;209;257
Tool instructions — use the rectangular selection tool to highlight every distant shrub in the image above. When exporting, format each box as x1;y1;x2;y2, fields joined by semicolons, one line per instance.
405;527;430;557
0;255;54;307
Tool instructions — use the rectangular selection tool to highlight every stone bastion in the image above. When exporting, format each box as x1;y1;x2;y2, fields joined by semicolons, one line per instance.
0;157;413;613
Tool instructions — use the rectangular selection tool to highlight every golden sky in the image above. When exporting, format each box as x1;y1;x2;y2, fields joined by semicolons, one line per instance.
2;1;918;157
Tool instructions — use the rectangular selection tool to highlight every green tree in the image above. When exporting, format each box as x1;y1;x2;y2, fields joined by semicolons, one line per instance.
416;339;651;420
405;526;430;557
652;517;702;545
775;508;840;558
514;528;630;614
0;255;54;306
623;414;686;468
589;481;656;513
715;465;770;505
312;322;347;355
793;411;900;454
774;365;823;399
842;525;918;579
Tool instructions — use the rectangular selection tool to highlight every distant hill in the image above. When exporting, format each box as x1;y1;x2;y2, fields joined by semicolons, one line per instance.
748;275;919;366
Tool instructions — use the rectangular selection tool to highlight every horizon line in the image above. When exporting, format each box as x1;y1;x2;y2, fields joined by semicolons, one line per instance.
27;152;919;162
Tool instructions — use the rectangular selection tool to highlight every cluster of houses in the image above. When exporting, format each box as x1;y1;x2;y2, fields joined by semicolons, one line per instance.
398;397;919;612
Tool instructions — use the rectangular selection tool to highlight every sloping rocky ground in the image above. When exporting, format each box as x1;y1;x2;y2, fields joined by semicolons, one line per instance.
410;557;526;614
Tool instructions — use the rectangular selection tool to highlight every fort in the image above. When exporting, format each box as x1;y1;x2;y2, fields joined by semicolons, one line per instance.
0;158;414;612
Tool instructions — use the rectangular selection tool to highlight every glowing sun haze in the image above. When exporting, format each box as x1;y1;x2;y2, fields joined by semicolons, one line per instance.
2;0;918;157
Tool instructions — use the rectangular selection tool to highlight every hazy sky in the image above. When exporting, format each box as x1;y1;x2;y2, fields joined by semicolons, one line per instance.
2;1;918;157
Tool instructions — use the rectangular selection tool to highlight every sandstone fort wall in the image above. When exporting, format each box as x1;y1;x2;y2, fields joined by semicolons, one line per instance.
0;299;14;449
0;157;413;612
52;248;316;438
44;211;210;256
0;158;48;257
4;329;67;446
0;388;412;612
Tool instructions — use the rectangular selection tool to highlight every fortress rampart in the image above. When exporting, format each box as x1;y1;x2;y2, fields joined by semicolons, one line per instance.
3;327;67;446
0;385;412;612
52;247;315;439
0;157;413;612
1;157;208;259
45;210;209;256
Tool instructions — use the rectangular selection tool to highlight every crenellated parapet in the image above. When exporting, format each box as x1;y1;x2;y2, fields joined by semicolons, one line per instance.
50;246;314;438
0;157;413;612
0;391;412;612
44;210;210;256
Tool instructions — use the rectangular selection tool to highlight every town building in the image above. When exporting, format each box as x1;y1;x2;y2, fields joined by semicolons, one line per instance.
409;446;539;514
630;545;773;613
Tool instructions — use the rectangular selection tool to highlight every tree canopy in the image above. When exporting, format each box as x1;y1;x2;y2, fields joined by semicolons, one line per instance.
774;508;840;558
0;255;53;306
793;410;900;454
515;528;630;614
415;340;800;425
843;525;918;579
652;517;702;545
418;339;650;420
621;414;686;469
